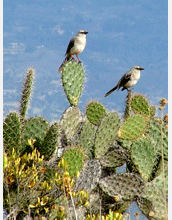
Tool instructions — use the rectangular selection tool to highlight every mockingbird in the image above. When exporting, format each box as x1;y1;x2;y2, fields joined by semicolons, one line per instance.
104;66;144;97
58;30;88;72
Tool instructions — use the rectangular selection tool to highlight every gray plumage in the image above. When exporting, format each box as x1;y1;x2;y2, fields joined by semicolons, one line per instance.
104;66;144;97
58;30;88;72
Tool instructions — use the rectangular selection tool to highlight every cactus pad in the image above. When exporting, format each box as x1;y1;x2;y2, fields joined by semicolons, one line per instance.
61;61;84;106
86;101;107;126
40;122;60;160
3;112;21;154
131;94;150;117
21;117;49;154
94;112;121;159
118;114;147;140
100;145;128;168
131;137;157;181
138;183;167;219
145;118;168;160
99;173;145;200
62;146;86;177
78;119;96;158
60;106;83;143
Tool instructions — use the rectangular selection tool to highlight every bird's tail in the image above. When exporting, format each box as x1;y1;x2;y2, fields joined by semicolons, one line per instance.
104;86;118;97
58;56;71;73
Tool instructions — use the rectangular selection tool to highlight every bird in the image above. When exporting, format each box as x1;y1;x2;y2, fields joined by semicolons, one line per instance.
58;30;88;72
104;66;144;97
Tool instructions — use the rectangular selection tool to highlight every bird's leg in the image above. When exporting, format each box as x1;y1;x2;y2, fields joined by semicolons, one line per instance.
76;54;81;63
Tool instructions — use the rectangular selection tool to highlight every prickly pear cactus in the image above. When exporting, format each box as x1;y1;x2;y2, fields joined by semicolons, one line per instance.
118;114;148;140
145;118;168;159
152;160;168;195
78;118;96;158
61;146;86;177
60;106;83;144
61;61;84;106
100;145;128;168
3;112;21;154
20;67;35;119
21;117;49;154
39;122;60;160
99;173;145;201
86;101;107;126
131;137;157;181
131;94;150;117
138;182;168;220
94;112;120;159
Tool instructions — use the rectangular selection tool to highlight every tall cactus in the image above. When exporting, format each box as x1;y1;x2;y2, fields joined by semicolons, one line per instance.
19;67;35;119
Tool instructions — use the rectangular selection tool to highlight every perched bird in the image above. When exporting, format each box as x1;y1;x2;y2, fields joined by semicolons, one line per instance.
58;30;88;72
104;66;144;97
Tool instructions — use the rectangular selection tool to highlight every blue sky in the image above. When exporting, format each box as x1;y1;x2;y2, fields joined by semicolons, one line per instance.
3;1;168;121
3;1;169;219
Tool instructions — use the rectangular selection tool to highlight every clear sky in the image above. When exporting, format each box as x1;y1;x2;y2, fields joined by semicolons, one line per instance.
3;2;168;218
3;1;168;122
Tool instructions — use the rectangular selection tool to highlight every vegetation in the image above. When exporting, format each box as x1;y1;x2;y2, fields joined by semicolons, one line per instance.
3;63;168;219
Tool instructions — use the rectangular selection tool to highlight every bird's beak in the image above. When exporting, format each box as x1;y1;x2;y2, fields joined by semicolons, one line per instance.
140;67;144;70
84;31;88;34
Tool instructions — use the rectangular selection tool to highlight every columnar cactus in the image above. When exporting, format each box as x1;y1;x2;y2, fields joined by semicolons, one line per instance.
20;67;35;119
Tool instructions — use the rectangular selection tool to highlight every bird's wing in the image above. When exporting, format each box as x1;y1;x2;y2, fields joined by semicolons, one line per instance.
118;72;131;88
65;37;75;55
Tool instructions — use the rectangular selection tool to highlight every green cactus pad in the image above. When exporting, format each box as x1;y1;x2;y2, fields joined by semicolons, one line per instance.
20;67;35;119
21;117;49;154
152;161;168;195
86;101;107;126
78;119;96;158
145;118;168;160
99;173;145;200
94;112;120;159
100;145;128;168
118;114;148;140
61;61;84;106
39;122;60;160
131;95;150;117
131;137;157;181
3;112;21;154
138;183;168;220
60;106;83;144
62;147;86;177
